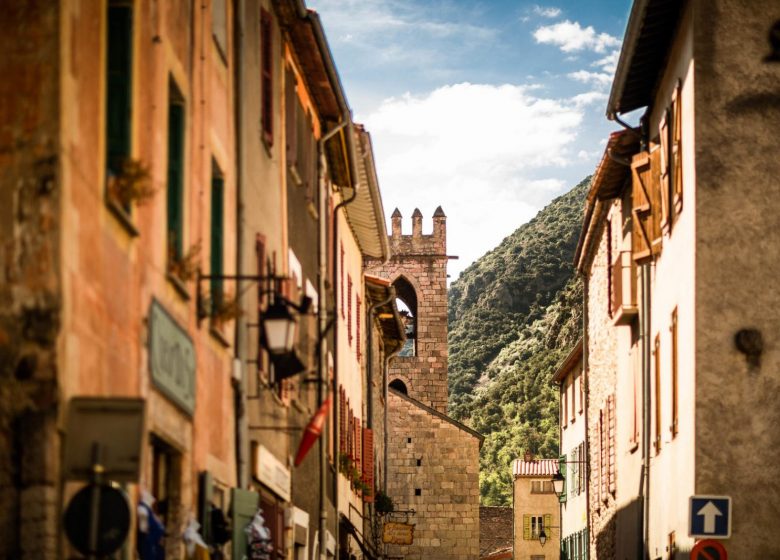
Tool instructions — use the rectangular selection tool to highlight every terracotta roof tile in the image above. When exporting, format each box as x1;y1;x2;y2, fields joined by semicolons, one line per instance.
512;458;559;477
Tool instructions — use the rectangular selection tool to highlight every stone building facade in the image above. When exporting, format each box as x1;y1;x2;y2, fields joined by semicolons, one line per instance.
368;209;482;560
512;457;561;560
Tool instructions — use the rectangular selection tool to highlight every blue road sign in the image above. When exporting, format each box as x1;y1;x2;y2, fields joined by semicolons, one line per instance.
689;495;731;539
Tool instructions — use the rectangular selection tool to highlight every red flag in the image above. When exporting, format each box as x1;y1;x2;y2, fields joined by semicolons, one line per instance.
294;396;332;467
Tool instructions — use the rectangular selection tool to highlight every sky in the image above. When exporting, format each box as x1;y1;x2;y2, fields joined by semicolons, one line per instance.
309;0;635;280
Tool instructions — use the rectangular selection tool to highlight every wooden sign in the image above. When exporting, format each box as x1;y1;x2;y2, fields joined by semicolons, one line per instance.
382;522;414;545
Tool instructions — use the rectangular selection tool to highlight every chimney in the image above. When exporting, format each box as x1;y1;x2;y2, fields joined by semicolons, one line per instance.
523;450;534;462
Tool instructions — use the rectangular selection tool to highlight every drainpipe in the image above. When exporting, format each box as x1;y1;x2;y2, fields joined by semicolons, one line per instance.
640;264;652;560
233;0;247;490
317;121;348;560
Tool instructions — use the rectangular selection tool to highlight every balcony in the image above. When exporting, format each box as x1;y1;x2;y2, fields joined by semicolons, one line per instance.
611;251;638;325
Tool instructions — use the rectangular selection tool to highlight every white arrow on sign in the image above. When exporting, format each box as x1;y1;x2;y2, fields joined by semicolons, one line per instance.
697;501;723;533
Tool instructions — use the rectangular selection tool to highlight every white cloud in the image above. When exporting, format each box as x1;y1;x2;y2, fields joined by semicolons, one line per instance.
593;50;620;73
568;70;613;88
570;91;608;107
363;83;583;277
532;5;562;18
533;20;621;53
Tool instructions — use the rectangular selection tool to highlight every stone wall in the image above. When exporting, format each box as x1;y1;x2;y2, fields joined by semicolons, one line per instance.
583;211;619;559
386;391;480;560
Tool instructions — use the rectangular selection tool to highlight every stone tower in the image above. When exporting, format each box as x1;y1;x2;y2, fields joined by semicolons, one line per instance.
371;206;449;413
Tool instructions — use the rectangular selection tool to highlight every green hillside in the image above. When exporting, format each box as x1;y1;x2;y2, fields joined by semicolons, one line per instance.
447;178;589;504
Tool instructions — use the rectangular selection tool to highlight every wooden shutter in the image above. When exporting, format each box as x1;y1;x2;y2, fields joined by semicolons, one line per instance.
607;394;616;495
671;308;679;437
599;409;607;502
106;4;133;179
671;82;683;216
347;275;353;345
362;428;374;502
285;66;297;167
523;514;531;540
260;9;273;146
654;335;662;452
339;244;345;318
659;111;671;234
356;296;362;362
339;388;346;453
558;455;567;504
544;514;552;537
230;488;259;560
631;150;662;264
347;405;353;460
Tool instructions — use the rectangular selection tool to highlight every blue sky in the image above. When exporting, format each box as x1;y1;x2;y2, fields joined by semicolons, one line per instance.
309;0;634;280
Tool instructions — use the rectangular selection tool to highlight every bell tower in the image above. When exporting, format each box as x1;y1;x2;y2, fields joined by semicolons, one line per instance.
368;206;449;413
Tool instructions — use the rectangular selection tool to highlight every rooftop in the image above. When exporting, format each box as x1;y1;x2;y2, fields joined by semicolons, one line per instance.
512;458;559;478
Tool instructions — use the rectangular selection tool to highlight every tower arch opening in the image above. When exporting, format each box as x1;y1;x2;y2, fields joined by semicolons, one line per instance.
393;276;417;357
389;379;408;395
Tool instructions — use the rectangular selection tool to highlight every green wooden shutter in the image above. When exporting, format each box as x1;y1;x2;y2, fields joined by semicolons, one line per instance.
210;170;224;307
231;488;259;560
559;455;567;503
198;471;213;545
582;528;589;560
522;514;530;540
106;3;133;178
544;513;552;540
167;95;185;260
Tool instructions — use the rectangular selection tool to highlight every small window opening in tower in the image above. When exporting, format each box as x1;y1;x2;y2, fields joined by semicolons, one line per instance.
393;277;417;357
389;379;408;395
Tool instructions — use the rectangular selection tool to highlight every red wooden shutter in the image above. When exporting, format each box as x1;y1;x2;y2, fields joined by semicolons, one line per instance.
608;394;616;495
340;244;345;318
347;275;353;345
356;296;362;362
599;408;607;503
260;9;273;146
339;388;346;453
362;428;374;502
285;65;297;166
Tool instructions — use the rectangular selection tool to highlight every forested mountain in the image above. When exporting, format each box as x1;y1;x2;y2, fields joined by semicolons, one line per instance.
447;178;589;505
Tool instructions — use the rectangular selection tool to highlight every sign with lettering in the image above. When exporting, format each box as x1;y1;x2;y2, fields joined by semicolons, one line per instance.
253;444;291;502
149;299;196;415
382;522;414;545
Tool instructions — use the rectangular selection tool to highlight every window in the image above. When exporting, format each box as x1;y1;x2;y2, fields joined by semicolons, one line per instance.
167;79;185;265
570;447;579;497
654;334;662;452
393;276;418;357
578;370;584;414
389;379;408;395
671;308;679;437
523;515;552;540
212;0;227;61
210;162;224;311
259;493;286;560
562;381;568;428
150;436;182;529
570;375;576;423
106;1;134;211
530;480;554;494
415;488;421;496
260;8;273;146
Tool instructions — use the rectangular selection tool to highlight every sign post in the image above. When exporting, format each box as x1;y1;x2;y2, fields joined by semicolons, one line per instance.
689;495;731;539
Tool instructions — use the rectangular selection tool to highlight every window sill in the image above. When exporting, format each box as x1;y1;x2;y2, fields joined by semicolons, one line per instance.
167;272;191;301
209;323;231;348
106;197;140;237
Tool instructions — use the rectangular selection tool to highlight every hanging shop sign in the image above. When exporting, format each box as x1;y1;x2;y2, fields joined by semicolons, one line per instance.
149;299;196;415
382;522;415;545
253;444;292;502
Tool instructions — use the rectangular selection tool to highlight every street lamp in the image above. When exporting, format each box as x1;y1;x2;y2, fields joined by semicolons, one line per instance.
539;528;548;546
261;298;298;355
551;472;566;497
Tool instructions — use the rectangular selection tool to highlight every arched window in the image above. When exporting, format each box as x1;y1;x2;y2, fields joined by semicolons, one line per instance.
389;379;408;395
393;277;417;357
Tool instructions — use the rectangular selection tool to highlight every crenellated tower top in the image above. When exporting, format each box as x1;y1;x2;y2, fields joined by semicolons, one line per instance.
389;206;447;256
